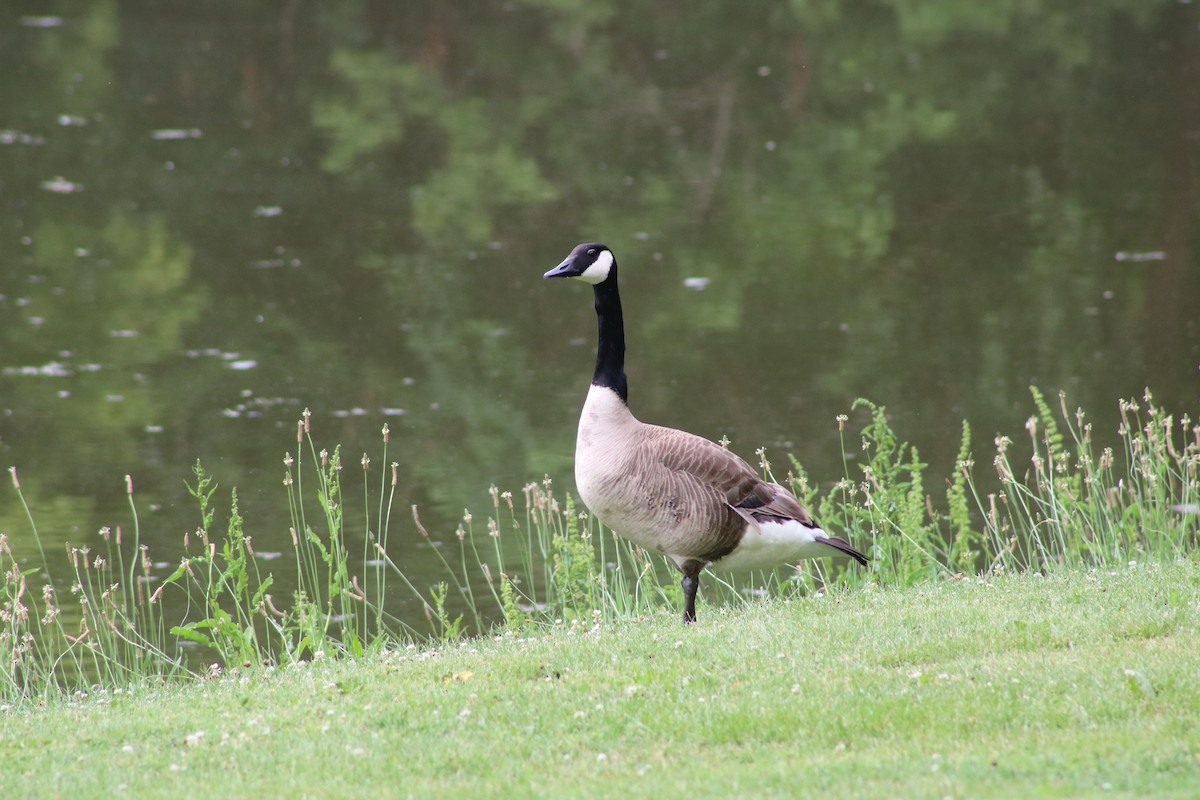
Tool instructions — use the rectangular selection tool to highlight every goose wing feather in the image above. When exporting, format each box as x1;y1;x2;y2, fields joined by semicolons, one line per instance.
646;427;756;495
634;426;819;561
735;481;817;527
647;427;816;521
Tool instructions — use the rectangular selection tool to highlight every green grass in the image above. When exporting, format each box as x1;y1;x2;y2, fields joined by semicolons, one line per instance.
3;563;1198;798
7;388;1200;705
2;387;1197;706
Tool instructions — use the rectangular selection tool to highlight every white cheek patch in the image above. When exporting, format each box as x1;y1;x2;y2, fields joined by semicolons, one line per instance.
575;250;613;284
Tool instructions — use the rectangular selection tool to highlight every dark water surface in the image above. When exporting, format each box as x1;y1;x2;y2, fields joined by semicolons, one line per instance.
2;2;1198;623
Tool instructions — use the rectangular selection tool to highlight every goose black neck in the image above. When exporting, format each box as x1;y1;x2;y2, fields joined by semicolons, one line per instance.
592;276;628;403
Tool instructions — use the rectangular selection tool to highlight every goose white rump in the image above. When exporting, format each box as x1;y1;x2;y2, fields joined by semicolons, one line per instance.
708;517;836;572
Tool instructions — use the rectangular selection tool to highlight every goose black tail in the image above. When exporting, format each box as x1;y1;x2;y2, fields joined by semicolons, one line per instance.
815;535;869;566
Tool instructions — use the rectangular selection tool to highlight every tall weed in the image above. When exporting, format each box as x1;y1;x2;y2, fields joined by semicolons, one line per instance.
2;389;1196;705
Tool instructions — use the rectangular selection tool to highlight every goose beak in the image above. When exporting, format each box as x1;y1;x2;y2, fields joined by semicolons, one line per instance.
544;257;576;279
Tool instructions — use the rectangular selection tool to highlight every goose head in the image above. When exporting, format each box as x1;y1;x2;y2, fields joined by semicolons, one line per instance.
544;243;615;285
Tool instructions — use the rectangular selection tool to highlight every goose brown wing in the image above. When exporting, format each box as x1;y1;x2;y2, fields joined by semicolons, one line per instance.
649;427;818;526
737;481;817;528
645;425;759;504
637;427;828;561
631;426;757;559
645;428;816;521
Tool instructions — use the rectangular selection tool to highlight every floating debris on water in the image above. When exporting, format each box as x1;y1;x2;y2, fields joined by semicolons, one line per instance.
220;394;301;420
3;362;72;377
151;128;203;140
0;130;46;145
1114;251;1166;262
41;176;83;193
253;205;283;217
20;16;64;27
58;115;89;127
683;277;710;291
184;347;225;358
109;329;139;337
328;406;410;417
226;359;258;370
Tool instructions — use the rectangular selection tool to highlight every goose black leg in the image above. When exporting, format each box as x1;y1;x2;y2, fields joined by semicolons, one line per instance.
680;561;703;624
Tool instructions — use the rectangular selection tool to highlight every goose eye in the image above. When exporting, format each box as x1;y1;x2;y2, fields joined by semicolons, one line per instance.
587;248;595;255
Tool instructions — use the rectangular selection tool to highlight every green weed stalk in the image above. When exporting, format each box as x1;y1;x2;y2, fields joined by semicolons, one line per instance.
2;389;1197;706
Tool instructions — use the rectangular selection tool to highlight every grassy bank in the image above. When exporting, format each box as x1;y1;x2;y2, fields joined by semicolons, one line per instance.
4;388;1197;705
3;563;1198;798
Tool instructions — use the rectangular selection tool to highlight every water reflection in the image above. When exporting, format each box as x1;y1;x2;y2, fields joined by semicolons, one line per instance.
1;2;1197;626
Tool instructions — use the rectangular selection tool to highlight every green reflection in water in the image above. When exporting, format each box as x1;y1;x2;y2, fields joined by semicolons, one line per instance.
1;1;1197;629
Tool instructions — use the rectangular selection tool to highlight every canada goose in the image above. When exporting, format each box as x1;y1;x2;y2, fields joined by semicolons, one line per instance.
545;242;869;623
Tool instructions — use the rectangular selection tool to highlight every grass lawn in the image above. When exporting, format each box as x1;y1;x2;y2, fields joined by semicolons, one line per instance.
3;562;1198;799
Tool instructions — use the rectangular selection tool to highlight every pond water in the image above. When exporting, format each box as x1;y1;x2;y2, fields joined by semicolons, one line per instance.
2;2;1198;628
